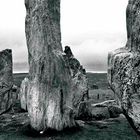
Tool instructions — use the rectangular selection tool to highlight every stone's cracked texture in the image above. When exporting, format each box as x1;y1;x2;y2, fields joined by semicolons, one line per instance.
91;100;122;119
25;0;89;131
64;46;89;119
0;49;13;115
20;77;29;111
108;0;140;135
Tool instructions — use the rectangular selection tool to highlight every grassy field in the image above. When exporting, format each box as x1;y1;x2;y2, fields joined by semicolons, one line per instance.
8;72;139;140
13;73;28;87
87;73;108;89
0;115;139;140
89;89;115;103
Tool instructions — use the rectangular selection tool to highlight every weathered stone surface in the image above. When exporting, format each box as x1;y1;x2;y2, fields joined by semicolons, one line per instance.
108;106;122;118
91;100;122;119
0;49;13;114
76;101;91;120
19;77;29;111
25;0;89;131
64;46;89;119
108;0;140;135
91;106;110;120
91;100;118;107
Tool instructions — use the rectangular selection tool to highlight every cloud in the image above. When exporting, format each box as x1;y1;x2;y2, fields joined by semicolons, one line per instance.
0;31;127;73
0;0;128;73
63;32;127;72
0;32;28;73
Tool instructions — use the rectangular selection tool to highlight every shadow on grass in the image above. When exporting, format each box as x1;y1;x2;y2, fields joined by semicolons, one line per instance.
22;124;82;138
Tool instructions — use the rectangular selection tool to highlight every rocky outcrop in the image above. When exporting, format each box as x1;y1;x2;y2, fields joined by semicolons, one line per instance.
91;100;122;119
0;49;13;115
19;77;29;111
108;0;140;135
25;0;89;132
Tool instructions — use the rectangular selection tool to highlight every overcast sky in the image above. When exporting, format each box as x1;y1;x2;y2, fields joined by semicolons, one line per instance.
0;0;128;73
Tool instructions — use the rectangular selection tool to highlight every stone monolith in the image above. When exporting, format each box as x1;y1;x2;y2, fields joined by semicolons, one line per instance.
25;0;89;132
108;0;140;135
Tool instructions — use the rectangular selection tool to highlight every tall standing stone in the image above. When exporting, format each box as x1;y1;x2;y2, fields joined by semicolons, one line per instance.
0;49;13;114
108;0;140;135
25;0;89;131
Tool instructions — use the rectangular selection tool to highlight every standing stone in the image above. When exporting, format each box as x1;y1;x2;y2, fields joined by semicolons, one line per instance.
25;0;89;131
0;49;13;114
108;0;140;135
64;46;89;119
19;77;29;110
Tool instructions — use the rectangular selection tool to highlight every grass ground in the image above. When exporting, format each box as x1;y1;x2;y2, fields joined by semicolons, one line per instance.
3;73;138;139
87;73;108;89
13;73;28;87
89;89;115;103
0;115;139;140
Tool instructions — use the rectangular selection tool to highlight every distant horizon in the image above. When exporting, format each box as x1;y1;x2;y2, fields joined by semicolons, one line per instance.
13;70;107;74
